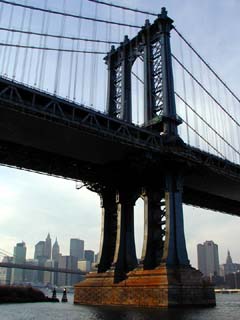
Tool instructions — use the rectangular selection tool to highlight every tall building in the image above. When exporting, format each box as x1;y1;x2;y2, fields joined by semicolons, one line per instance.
84;250;95;265
58;255;79;286
25;259;38;284
34;241;45;260
52;238;60;286
34;240;47;284
223;250;240;276
43;259;55;285
197;240;220;277
70;239;84;260
44;233;52;259
11;242;27;284
52;238;60;262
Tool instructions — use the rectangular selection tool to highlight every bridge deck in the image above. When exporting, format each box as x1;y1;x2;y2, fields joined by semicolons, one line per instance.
0;77;239;216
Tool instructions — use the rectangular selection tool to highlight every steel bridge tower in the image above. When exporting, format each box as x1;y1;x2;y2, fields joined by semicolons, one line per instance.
74;8;215;307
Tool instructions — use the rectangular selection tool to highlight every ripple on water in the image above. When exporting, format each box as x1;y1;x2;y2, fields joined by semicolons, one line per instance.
0;294;240;320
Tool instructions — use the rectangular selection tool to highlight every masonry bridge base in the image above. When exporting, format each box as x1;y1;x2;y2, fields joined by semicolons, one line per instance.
74;265;215;308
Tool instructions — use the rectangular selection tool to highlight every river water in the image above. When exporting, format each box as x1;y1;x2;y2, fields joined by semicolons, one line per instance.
1;294;239;320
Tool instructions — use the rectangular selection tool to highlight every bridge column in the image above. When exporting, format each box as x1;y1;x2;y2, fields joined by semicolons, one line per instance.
97;188;117;273
106;46;118;118
141;189;165;269
121;36;132;122
161;173;189;266
112;189;138;279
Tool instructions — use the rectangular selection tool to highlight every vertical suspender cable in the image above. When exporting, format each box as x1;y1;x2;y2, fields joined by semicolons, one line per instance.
198;58;209;152
73;0;83;102
2;4;14;75
54;0;66;95
34;0;47;87
189;47;199;148
38;1;49;89
179;37;189;144
135;12;140;124
214;74;224;157
80;41;87;103
231;91;240;163
21;1;32;83
12;1;27;79
206;70;217;155
103;4;110;109
223;86;232;161
68;38;74;100
0;3;4;72
26;9;34;85
89;2;98;106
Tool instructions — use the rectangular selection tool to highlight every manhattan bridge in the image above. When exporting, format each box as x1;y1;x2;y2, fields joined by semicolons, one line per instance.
0;0;239;307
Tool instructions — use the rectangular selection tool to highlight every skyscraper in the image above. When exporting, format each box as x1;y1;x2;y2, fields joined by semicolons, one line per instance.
52;238;60;286
70;239;84;260
34;241;45;260
84;250;95;265
58;255;78;286
52;238;60;262
44;233;52;259
11;242;27;284
197;240;220;277
223;250;240;276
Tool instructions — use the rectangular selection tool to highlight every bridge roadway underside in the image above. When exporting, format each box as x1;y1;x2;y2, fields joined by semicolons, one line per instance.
0;103;240;216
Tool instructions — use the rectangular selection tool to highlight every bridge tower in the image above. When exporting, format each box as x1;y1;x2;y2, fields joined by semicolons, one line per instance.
74;8;215;307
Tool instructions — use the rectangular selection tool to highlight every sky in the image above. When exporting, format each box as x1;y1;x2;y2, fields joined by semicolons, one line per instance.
0;0;240;269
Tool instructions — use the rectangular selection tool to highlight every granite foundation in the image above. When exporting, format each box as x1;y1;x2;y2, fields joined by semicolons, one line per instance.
74;265;215;308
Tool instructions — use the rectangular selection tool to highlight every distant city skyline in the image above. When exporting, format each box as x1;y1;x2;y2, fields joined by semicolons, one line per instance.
1;228;240;269
0;232;94;262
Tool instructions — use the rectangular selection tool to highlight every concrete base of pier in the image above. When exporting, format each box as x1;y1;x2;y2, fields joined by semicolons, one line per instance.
74;265;216;308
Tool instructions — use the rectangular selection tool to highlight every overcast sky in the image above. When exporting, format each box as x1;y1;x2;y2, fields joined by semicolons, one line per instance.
0;0;240;268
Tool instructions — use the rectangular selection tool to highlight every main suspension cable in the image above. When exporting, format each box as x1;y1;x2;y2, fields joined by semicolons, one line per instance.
0;0;141;28
0;27;120;44
0;42;107;54
88;0;158;16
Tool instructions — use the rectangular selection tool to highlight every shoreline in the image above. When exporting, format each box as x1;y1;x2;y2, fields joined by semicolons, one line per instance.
0;285;59;303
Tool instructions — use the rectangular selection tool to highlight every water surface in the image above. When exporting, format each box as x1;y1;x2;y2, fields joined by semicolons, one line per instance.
1;294;239;320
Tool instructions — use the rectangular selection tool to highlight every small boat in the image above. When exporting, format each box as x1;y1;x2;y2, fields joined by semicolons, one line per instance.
61;288;68;302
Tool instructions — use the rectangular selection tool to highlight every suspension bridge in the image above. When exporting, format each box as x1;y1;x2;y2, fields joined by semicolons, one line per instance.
0;248;86;275
0;0;239;308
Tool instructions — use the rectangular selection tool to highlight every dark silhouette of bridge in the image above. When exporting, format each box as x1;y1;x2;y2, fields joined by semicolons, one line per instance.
0;262;86;275
0;0;239;308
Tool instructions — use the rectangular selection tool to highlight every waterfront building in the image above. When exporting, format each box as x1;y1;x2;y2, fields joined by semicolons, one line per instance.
11;242;27;284
25;259;38;284
43;259;55;285
197;240;220;277
84;250;95;265
70;238;84;260
58;255;78;286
